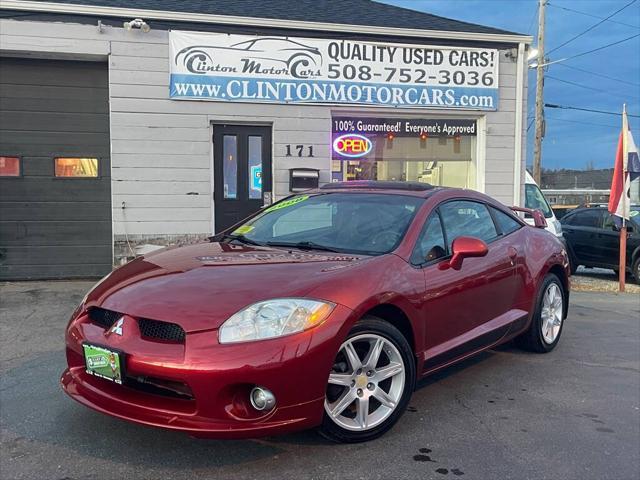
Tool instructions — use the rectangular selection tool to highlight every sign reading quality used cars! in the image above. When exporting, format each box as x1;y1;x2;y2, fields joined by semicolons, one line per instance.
169;31;499;110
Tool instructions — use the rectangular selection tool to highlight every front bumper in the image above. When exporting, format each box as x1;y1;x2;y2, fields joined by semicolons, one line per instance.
61;304;353;438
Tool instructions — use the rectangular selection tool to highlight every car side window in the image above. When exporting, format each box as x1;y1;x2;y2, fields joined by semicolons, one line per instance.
603;212;617;230
411;214;447;265
490;206;522;236
439;200;498;248
570;210;604;228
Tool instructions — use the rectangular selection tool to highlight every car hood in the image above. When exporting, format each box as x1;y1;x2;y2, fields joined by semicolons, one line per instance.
85;242;367;332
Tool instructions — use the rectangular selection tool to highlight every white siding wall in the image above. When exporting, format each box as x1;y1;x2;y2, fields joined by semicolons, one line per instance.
1;19;527;243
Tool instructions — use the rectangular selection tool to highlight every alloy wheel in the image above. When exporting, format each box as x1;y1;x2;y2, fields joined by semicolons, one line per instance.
324;333;405;431
541;283;563;344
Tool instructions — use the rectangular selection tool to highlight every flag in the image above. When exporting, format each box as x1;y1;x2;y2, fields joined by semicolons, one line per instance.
608;107;640;222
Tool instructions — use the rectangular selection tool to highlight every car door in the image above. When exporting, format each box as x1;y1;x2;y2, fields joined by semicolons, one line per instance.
562;209;606;265
599;211;623;268
416;200;519;370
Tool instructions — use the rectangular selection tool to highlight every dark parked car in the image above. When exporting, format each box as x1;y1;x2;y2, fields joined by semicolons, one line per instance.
561;206;640;282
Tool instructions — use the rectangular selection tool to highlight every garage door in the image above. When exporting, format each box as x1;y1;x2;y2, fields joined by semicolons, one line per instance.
0;58;112;280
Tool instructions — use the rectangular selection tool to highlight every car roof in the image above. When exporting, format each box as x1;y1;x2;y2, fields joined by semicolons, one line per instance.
311;182;517;209
316;181;442;198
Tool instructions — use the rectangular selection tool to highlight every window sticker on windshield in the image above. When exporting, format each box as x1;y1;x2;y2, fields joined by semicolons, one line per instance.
265;195;309;213
630;210;639;217
232;225;254;235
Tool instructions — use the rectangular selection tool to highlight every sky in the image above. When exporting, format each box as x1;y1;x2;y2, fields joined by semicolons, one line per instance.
380;0;640;171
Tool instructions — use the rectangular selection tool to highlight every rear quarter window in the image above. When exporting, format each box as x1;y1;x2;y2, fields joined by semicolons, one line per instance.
490;207;522;236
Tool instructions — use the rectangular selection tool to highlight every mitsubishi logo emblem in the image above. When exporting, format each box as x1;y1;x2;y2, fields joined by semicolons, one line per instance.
110;317;124;336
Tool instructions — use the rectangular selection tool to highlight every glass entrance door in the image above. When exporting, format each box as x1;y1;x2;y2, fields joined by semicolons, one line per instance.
213;125;272;232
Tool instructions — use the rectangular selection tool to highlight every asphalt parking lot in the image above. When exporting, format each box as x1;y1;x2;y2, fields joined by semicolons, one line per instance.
1;281;639;480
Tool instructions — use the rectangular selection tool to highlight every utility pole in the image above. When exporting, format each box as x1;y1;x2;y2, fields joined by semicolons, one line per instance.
533;0;546;184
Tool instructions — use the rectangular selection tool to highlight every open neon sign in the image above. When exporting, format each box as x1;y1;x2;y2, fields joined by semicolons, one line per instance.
332;134;372;158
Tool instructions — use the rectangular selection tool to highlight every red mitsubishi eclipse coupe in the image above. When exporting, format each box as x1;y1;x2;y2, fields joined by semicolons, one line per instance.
62;182;570;443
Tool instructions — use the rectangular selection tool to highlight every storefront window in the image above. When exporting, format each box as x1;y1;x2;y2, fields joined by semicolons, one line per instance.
331;118;477;189
54;158;98;177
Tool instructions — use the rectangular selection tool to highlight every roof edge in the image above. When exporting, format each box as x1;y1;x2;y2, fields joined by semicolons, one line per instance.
0;0;533;44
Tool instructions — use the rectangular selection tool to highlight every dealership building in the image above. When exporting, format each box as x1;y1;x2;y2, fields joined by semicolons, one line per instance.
0;0;531;280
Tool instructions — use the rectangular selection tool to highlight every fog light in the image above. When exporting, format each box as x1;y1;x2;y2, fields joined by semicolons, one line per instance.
250;386;276;411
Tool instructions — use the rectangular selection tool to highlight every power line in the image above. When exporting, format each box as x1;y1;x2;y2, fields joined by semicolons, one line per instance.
545;103;640;118
527;117;535;132
547;0;638;55
548;1;640;30
544;116;619;128
555;63;640;88
546;74;640;100
540;33;640;67
526;1;538;34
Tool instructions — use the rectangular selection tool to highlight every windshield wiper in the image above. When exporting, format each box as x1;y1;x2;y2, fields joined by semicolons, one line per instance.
265;241;343;253
219;234;263;246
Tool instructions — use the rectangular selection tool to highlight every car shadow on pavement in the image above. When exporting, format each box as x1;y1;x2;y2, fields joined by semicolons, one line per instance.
1;350;284;468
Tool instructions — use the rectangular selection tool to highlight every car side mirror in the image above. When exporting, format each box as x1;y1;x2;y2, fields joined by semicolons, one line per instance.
510;206;548;228
439;236;488;271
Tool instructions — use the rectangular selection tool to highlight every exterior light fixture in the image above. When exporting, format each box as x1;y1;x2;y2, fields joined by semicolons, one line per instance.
123;18;151;33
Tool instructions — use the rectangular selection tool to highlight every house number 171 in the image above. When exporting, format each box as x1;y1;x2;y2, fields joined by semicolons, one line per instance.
285;145;314;157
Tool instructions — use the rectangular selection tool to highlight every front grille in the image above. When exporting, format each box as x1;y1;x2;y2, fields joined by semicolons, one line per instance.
88;307;121;329
138;318;186;343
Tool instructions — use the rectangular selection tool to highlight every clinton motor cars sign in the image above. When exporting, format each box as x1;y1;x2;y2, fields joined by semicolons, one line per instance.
169;31;499;110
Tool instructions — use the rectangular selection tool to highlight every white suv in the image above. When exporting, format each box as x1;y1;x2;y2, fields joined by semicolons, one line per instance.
524;171;563;238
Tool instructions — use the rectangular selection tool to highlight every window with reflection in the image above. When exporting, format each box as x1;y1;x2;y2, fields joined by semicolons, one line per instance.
439;200;498;248
0;156;20;177
411;214;447;265
54;158;98;177
248;136;263;199
223;135;238;199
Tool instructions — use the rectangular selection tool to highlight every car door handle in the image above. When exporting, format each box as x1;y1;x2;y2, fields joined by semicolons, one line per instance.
507;246;517;266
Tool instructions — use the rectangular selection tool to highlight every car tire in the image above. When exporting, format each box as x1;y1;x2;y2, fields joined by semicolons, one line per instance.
569;258;578;275
633;258;640;284
319;316;415;443
516;273;566;353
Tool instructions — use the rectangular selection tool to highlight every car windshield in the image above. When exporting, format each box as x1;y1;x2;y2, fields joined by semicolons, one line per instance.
525;183;553;218
225;193;424;255
631;208;640;227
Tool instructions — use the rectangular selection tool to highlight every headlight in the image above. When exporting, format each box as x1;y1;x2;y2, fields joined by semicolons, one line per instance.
219;298;335;344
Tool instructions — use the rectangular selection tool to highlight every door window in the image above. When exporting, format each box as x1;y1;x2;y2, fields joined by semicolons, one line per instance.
439;200;498;248
411;214;447;265
223;135;238;199
568;209;604;228
247;136;263;200
603;212;617;230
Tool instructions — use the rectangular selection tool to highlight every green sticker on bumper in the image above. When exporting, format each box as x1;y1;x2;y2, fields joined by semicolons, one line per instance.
83;344;123;384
